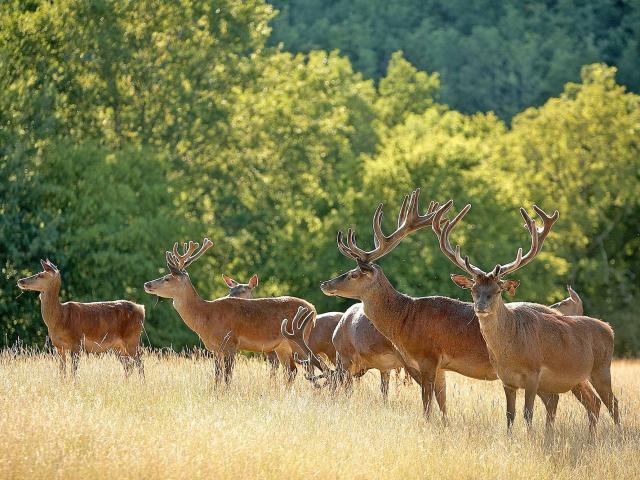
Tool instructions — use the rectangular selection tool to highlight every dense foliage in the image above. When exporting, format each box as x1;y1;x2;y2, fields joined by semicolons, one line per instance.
1;1;638;353
269;0;640;120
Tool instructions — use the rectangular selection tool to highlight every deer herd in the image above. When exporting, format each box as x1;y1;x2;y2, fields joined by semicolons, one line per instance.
16;189;620;437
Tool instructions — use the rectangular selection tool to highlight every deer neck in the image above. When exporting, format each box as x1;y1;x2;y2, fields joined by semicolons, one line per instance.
475;298;515;352
359;273;411;344
172;281;208;335
39;279;63;331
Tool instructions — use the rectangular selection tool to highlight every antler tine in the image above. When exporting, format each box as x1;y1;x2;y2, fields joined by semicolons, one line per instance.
280;307;331;374
496;206;559;277
182;237;214;270
337;231;359;260
396;193;410;229
431;199;454;236
433;203;486;277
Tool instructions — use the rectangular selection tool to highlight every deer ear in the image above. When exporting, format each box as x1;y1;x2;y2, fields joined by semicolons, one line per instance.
500;279;520;296
357;261;375;275
46;259;58;272
40;259;50;271
568;285;580;302
248;274;258;288
222;274;237;288
450;274;474;289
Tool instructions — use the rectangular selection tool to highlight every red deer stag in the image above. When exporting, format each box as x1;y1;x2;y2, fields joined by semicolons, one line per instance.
318;189;597;421
17;259;144;377
144;239;316;384
433;203;619;435
550;285;584;316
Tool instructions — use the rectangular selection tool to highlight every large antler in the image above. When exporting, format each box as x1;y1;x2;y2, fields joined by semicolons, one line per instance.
337;188;452;264
166;237;213;273
494;205;559;277
280;307;331;378
432;203;486;277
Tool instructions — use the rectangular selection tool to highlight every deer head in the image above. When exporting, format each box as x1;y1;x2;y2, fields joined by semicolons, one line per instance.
432;204;559;317
144;238;213;298
17;259;61;292
281;306;333;387
549;285;583;316
320;189;451;300
223;274;258;299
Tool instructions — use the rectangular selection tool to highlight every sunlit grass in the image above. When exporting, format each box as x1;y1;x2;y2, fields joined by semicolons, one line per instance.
0;352;638;479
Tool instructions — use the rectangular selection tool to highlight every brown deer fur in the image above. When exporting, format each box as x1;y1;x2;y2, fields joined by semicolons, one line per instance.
223;273;279;376
331;303;426;399
321;190;598;422
435;203;619;434
550;285;583;316
144;239;316;385
17;259;144;377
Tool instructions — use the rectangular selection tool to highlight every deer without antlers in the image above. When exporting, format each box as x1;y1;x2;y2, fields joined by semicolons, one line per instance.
550;285;584;316
433;204;619;435
144;239;317;384
17;259;145;378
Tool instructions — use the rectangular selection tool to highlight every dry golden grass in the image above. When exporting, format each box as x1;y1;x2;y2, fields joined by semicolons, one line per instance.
0;352;638;480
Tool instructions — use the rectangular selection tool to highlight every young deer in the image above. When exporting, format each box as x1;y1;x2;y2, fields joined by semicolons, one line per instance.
17;259;145;377
550;285;583;316
433;204;619;434
318;189;597;421
144;239;316;384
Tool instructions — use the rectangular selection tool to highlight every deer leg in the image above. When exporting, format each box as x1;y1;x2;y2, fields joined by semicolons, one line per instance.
70;350;80;377
213;352;224;386
266;352;279;378
572;382;601;437
223;350;236;386
380;370;390;401
275;350;297;384
134;347;145;379
118;352;134;378
503;385;517;434
590;369;620;426
419;370;437;420
523;380;539;434
434;370;447;423
56;347;67;377
537;393;559;441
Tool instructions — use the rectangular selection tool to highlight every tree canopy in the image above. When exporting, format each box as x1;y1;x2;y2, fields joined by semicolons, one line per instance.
1;1;638;354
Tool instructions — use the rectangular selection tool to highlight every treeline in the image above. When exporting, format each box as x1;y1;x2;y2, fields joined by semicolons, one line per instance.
269;0;640;120
1;1;638;353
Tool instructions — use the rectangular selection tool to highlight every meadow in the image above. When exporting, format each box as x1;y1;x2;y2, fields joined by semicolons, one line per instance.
1;352;638;480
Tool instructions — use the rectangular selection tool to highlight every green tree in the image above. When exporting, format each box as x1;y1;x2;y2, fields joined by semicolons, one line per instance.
492;64;640;353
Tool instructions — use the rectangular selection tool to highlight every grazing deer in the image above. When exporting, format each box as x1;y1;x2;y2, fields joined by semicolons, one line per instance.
283;303;411;400
17;259;145;377
318;189;598;421
432;203;619;434
144;239;316;384
331;303;408;399
282;306;421;400
550;285;583;316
